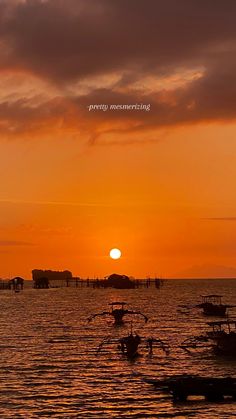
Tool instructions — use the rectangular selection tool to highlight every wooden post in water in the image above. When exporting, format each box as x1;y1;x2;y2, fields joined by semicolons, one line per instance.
155;278;160;288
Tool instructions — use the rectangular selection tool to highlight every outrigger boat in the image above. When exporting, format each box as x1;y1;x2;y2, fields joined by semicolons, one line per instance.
119;330;141;358
207;320;236;355
181;320;236;357
88;302;148;325
96;330;169;360
196;295;232;316
118;328;169;359
180;295;234;317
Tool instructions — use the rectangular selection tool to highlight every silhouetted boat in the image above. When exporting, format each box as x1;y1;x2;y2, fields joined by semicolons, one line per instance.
95;321;169;359
119;331;141;358
207;320;236;356
181;320;236;357
88;302;148;325
118;327;169;359
98;330;169;359
196;295;231;316
147;375;236;402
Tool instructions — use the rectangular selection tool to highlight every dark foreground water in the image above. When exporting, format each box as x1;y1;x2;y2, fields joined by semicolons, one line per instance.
0;279;236;418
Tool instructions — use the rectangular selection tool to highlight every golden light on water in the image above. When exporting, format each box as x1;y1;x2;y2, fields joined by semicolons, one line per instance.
109;248;122;259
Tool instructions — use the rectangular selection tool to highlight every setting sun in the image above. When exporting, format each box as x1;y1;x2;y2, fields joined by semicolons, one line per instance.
109;248;122;260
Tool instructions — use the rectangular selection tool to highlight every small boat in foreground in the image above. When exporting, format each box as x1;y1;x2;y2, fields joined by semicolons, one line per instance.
119;331;141;358
181;320;236;357
207;320;236;356
95;324;169;360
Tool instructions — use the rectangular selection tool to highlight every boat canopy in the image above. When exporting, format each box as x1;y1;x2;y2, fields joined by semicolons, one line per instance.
207;320;236;333
201;295;222;304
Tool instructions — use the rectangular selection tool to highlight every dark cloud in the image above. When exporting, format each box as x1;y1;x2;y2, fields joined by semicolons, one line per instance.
1;0;236;141
1;0;236;81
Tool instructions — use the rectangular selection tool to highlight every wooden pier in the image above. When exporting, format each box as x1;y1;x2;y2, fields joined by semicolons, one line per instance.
0;281;11;290
31;270;164;289
0;277;24;290
47;277;163;289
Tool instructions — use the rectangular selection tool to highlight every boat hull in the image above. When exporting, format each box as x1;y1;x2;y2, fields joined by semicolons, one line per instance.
202;303;227;316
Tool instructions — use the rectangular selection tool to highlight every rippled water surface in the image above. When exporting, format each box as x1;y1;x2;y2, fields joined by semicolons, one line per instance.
0;279;236;418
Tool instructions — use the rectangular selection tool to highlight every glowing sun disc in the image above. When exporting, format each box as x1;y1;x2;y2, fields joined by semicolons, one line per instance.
110;248;121;259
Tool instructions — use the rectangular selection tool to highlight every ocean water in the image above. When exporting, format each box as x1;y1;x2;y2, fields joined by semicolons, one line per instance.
0;279;236;418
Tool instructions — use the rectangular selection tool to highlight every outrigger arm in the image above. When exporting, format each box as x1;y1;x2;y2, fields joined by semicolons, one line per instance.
87;311;110;322
125;310;148;323
180;335;210;353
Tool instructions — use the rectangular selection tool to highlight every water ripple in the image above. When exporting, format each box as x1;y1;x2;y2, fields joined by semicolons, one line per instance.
0;279;235;417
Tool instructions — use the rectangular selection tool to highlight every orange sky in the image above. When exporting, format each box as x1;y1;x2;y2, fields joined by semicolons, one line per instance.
1;1;236;279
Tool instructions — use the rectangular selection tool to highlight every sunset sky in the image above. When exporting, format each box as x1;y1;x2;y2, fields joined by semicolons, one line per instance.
1;0;236;279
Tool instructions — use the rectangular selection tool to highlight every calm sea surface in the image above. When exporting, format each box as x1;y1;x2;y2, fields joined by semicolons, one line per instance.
0;279;236;418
